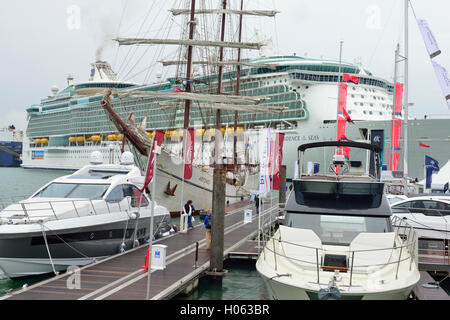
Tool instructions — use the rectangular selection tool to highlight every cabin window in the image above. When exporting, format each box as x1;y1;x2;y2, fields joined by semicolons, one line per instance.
106;185;124;203
34;183;110;199
286;213;391;245
106;184;149;207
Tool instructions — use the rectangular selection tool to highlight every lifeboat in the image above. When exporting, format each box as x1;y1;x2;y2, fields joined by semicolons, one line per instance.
68;136;76;143
90;135;101;142
41;138;49;144
195;128;205;137
34;138;42;144
108;134;117;141
76;136;85;143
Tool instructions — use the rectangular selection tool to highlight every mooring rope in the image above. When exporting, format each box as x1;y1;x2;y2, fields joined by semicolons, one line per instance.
39;223;58;276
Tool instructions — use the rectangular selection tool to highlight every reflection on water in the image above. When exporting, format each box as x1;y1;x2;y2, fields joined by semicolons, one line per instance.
173;259;270;300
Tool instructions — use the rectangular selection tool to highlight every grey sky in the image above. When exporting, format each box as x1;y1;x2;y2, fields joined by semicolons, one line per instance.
1;0;449;131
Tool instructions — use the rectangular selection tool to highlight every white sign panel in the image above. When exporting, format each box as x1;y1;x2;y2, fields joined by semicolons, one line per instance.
417;19;441;58
432;61;450;109
259;128;271;195
244;209;252;224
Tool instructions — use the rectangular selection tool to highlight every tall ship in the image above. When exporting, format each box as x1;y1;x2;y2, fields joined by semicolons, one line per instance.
21;1;450;211
0;125;23;168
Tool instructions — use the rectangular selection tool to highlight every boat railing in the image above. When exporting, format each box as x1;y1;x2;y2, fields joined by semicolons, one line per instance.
0;195;28;210
261;216;419;287
258;201;281;246
0;196;149;224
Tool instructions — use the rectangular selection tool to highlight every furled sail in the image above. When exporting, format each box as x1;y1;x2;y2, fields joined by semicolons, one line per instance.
114;38;264;50
159;60;278;70
156;101;286;114
169;9;279;17
116;91;269;105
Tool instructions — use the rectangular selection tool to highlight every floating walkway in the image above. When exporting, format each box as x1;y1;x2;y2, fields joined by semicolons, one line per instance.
2;200;277;300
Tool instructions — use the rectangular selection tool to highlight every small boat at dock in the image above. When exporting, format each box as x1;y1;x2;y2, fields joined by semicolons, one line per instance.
256;141;420;300
0;151;172;278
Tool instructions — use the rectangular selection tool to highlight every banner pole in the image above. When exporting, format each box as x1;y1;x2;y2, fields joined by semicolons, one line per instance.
146;145;159;300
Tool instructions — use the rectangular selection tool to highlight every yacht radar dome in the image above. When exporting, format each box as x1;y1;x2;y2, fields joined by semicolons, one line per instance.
120;152;134;165
51;85;59;96
89;151;103;165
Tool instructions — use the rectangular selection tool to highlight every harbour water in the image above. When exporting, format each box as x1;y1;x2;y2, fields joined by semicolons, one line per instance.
0;167;68;295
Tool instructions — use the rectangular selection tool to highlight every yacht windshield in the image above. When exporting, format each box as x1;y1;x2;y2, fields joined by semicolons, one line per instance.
34;183;110;199
286;213;391;245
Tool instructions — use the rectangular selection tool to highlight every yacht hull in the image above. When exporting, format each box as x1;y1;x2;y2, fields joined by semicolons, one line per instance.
0;216;171;278
258;274;415;300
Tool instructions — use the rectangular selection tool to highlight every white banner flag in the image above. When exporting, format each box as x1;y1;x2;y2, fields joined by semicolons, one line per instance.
259;128;271;195
417;19;441;58
294;160;299;179
432;61;450;109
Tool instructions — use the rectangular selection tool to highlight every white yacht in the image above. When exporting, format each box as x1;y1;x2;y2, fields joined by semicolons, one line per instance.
0;151;172;278
256;141;420;300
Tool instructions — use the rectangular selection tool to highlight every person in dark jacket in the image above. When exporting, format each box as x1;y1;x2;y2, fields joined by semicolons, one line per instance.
254;194;260;214
204;209;212;249
183;200;195;229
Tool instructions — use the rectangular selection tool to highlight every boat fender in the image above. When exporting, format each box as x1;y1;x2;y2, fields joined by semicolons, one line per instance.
130;212;140;220
119;242;127;253
171;225;178;233
318;287;341;300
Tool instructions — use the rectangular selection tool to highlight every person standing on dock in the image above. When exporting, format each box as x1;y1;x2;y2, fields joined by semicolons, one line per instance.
254;194;260;215
204;209;212;249
183;200;195;229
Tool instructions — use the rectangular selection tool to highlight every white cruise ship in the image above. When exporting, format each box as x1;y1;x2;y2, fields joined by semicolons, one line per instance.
21;56;450;211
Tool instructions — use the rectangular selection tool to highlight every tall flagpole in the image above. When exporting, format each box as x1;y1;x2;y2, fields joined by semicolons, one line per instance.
403;0;409;195
336;40;343;124
146;145;159;300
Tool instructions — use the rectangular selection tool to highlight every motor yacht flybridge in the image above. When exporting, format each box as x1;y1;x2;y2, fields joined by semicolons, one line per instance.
0;151;172;278
256;141;420;300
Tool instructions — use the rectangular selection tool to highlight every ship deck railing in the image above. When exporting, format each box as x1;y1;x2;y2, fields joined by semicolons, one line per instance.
0;196;153;224
299;173;379;183
260;215;419;288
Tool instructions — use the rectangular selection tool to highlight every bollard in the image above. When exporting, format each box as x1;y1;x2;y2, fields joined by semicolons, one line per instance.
141;249;150;270
194;241;199;268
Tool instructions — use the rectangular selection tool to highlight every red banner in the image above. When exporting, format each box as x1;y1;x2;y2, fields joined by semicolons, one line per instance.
419;141;431;148
184;128;195;180
141;130;165;192
343;73;359;84
390;151;400;171
338;83;348;114
336;83;351;161
394;82;404;114
272;133;285;190
391;118;402;149
337;116;347;140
